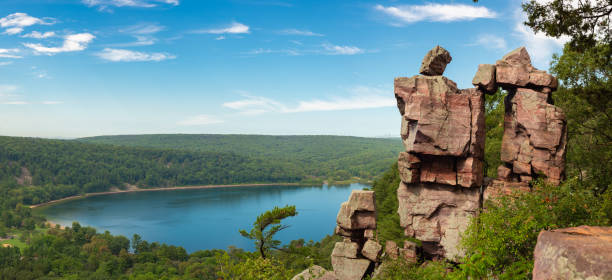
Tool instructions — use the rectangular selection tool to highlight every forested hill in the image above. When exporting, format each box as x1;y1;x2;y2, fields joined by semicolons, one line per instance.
0;135;401;205
80;134;403;180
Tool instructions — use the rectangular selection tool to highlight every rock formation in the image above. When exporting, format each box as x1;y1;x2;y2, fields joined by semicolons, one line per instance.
394;45;484;261
394;45;567;261
292;265;337;280
533;226;612;279
478;47;567;200
293;46;571;280
331;190;378;280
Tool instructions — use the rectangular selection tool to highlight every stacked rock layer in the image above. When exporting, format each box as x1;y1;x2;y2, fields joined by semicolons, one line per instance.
394;46;484;261
394;46;567;262
331;190;379;280
475;47;567;199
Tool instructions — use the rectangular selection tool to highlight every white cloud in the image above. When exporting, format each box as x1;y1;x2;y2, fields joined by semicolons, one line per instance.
113;23;165;46
375;4;497;25
177;115;224;126
215;36;226;40
24;33;95;54
323;44;363;55
278;29;323;36
0;13;54;35
120;23;164;34
223;86;394;115
0;48;22;58
83;0;179;10
0;85;27;105
2;101;28;105
42;101;63;105
193;22;250;34
511;2;569;68
97;48;176;62
22;31;55;39
468;34;508;51
0;61;13;66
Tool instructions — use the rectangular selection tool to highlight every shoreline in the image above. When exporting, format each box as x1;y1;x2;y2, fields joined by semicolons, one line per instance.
29;182;305;209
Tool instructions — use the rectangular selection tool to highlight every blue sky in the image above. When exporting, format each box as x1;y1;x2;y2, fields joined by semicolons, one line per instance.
0;0;567;138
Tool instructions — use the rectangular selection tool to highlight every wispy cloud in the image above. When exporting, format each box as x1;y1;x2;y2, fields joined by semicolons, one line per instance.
278;29;323;36
244;43;365;56
42;101;63;105
0;48;22;58
511;7;568;68
113;23;165;46
223;86;394;115
2;101;28;105
83;0;179;10
0;13;55;35
0;85;27;105
0;61;13;66
96;48;176;62
177;114;224;126
24;33;95;55
22;31;55;39
192;22;250;34
323;44;363;55
375;4;497;25
467;34;508;51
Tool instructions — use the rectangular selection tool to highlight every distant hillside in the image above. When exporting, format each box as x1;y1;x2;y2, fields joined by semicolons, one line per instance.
80;134;403;181
0;135;402;205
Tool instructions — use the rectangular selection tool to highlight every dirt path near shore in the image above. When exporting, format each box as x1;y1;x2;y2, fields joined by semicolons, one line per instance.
29;183;301;209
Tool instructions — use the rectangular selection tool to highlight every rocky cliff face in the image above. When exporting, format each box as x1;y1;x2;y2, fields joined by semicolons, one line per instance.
295;46;569;280
394;46;567;261
394;46;485;261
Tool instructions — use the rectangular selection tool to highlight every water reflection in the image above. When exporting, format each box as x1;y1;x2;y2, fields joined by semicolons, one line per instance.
38;184;364;252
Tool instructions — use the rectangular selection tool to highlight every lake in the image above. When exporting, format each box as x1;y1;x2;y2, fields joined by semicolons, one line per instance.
37;183;366;252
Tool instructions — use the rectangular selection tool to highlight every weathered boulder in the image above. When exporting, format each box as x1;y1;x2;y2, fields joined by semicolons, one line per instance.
495;47;534;87
361;239;382;262
472;64;497;94
292;265;337;280
419;45;452;76
533;226;612;280
399;241;418;263
384;240;399;260
332;241;360;259
397;182;480;261
336;190;377;231
331;242;372;280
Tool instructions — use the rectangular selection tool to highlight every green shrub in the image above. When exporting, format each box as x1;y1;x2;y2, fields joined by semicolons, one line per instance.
459;178;611;278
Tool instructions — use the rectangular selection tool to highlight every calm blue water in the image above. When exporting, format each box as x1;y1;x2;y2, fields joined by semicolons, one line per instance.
37;184;366;252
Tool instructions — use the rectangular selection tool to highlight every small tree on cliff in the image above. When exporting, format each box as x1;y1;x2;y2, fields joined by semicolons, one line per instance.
239;205;298;259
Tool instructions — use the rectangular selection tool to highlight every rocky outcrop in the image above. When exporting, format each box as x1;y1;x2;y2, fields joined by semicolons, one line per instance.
292;265;337;280
533;226;612;280
479;47;567;187
394;46;484;261
331;190;377;280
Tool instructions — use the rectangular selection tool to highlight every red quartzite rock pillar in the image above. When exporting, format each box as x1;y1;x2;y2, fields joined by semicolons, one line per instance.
330;190;378;280
477;47;567;199
394;46;485;261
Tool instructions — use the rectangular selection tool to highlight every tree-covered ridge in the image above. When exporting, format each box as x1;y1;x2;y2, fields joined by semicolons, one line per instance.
79;134;403;180
0;136;305;205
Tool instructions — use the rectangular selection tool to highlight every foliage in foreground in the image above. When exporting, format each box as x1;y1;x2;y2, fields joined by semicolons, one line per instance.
239;205;298;259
